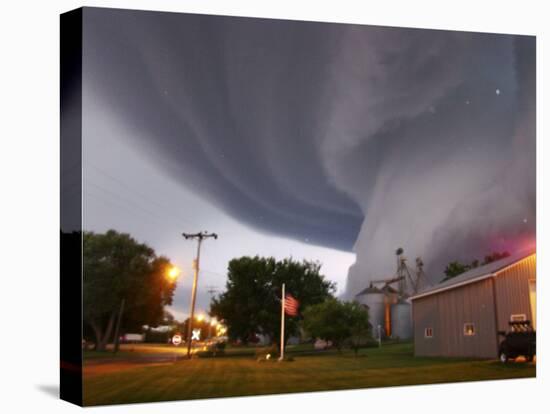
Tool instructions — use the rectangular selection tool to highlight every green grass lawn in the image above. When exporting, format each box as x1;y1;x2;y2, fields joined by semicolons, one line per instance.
83;342;535;406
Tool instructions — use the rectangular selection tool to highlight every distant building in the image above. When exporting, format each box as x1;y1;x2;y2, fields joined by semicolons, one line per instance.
122;333;145;343
411;249;536;358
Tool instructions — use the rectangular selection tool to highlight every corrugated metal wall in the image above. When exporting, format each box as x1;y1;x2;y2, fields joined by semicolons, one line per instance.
413;279;498;358
413;254;536;358
494;254;536;331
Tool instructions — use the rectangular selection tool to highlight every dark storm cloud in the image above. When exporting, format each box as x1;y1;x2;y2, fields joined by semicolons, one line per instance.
83;9;363;250
82;8;535;293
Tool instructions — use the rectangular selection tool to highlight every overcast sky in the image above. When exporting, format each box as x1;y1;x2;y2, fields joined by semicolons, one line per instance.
81;8;535;316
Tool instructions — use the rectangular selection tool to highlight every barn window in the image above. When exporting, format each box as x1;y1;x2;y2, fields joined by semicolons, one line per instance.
510;314;526;322
463;323;475;336
424;327;433;338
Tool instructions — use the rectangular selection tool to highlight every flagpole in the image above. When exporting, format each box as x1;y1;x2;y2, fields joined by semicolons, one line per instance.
279;283;285;361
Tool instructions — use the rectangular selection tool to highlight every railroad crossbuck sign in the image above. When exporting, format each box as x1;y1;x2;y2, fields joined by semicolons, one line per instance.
172;334;182;346
192;329;201;341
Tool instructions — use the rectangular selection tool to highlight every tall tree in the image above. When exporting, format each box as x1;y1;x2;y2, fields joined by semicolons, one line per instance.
442;251;511;282
345;302;372;355
210;256;334;345
83;230;177;351
442;261;471;281
483;251;510;265
302;299;371;354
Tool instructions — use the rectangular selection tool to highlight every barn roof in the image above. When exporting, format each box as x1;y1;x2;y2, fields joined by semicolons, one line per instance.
411;247;536;300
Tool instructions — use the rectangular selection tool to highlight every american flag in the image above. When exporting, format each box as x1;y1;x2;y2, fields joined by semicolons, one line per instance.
284;293;299;316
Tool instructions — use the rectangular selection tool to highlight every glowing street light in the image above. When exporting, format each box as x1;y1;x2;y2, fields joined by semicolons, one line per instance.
208;318;218;339
196;314;205;322
167;266;181;281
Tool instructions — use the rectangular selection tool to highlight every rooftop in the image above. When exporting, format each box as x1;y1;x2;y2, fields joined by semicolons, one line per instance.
411;246;536;300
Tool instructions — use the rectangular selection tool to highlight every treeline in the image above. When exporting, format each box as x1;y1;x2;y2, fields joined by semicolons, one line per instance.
83;230;177;351
443;251;510;282
210;256;372;354
81;230;373;355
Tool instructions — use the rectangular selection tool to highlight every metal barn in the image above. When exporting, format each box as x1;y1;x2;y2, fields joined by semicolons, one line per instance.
411;249;536;358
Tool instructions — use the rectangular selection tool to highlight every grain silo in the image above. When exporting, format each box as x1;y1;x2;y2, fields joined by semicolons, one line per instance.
354;248;426;339
355;284;386;334
391;299;412;339
355;284;399;337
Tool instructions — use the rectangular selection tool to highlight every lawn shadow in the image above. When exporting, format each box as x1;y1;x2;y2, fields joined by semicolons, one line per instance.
36;384;59;399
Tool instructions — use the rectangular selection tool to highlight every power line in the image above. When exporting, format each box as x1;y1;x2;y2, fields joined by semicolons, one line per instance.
84;189;175;230
87;163;195;227
206;285;219;297
201;268;227;278
84;180;192;230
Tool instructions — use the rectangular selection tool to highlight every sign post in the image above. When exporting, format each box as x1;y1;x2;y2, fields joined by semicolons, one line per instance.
172;334;182;346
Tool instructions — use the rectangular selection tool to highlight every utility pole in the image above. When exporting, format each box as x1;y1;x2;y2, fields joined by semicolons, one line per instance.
182;231;218;358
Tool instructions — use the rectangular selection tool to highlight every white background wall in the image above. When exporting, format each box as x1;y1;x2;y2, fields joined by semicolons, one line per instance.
0;1;548;413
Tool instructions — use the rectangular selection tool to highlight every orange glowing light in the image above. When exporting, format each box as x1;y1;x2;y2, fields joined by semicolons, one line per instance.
167;266;181;280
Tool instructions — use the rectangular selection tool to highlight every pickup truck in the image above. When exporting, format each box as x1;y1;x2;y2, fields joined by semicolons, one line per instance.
498;321;536;363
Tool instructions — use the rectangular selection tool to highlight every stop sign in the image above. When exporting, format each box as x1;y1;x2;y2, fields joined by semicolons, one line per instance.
172;334;182;346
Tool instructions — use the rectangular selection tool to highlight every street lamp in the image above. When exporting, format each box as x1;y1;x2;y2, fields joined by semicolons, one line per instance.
208;318;218;339
167;266;181;281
